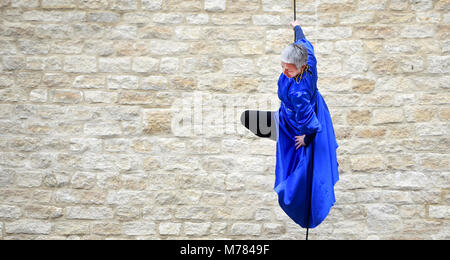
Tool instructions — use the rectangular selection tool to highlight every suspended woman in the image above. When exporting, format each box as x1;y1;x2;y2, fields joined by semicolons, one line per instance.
241;20;340;231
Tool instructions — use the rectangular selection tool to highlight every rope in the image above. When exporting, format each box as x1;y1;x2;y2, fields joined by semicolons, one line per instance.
292;0;313;241
294;0;297;42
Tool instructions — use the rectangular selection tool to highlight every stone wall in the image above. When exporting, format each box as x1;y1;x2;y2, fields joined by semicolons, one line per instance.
0;0;449;239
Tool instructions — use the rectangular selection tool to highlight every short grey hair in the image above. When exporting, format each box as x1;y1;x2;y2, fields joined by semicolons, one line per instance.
281;43;308;70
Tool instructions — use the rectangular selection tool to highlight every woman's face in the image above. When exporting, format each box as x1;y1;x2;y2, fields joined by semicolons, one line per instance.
281;62;300;78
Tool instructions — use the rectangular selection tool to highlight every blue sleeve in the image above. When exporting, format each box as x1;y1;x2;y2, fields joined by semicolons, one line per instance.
290;89;322;136
294;25;317;68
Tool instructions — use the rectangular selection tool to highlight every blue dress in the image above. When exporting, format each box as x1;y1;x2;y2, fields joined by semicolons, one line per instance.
273;25;339;229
